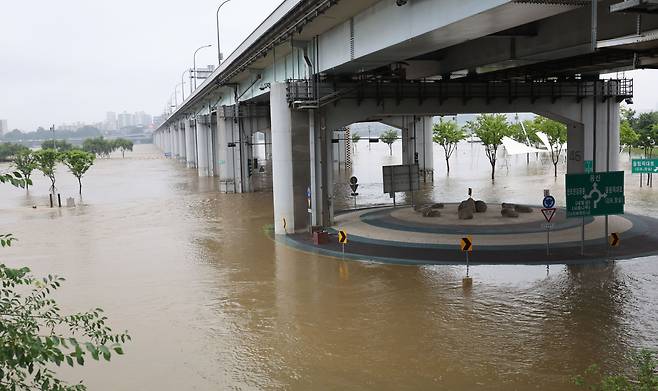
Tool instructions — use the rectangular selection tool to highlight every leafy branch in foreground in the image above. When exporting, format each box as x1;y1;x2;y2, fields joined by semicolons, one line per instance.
0;171;31;189
573;349;657;391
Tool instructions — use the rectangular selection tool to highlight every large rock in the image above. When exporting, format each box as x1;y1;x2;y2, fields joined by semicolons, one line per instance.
414;204;427;212
422;208;441;217
501;208;519;218
475;200;487;213
459;198;476;213
515;205;533;213
458;207;474;220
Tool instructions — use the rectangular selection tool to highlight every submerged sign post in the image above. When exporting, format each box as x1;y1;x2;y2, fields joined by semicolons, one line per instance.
541;193;557;256
565;172;625;218
382;164;420;207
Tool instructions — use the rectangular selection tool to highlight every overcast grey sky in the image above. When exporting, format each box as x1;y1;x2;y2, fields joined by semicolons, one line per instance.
1;1;657;131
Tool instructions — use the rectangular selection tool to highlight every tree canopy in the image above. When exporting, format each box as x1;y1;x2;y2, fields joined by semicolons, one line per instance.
432;119;465;174
62;150;96;194
533;116;567;177
0;143;29;162
465;114;511;180
12;151;38;191
33;149;61;193
380;129;398;156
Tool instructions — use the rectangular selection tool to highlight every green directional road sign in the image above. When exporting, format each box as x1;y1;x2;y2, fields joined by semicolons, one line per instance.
565;171;625;218
631;159;658;174
584;160;593;174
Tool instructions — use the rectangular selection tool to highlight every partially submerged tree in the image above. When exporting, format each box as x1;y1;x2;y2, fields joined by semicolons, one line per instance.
620;120;639;159
0;142;29;162
34;149;60;193
466;114;511;181
351;132;361;151
432;119;466;174
41;139;74;152
534;116;567;177
83;137;116;158
12;150;38;191
62;150;96;194
113;138;134;158
573;349;657;391
380;129;398;156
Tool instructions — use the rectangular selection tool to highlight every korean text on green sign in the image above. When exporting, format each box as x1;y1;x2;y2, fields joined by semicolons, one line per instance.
565;171;625;218
631;159;658;174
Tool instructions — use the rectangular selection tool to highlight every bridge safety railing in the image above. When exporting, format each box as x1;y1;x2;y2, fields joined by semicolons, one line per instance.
285;78;633;108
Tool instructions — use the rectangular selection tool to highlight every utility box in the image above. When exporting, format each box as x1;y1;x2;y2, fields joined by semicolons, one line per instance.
313;231;329;245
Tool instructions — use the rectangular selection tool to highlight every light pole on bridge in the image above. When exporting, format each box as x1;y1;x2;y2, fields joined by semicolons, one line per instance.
193;44;213;90
216;0;233;66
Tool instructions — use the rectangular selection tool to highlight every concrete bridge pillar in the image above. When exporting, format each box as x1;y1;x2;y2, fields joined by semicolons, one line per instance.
178;121;187;164
542;96;620;174
270;83;312;234
196;116;211;177
416;116;435;179
173;125;180;160
164;128;172;157
185;119;196;168
217;114;242;193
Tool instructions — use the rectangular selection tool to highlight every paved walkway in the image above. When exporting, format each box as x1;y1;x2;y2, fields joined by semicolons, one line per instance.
281;204;658;265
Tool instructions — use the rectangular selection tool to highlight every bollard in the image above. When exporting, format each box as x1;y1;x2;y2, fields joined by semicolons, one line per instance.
57;194;62;208
49;194;53;208
462;276;473;289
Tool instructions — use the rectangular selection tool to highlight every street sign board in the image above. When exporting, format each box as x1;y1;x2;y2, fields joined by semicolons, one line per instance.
609;232;620;247
584;160;593;174
460;237;473;252
631;159;658;174
565;171;625;217
543;195;556;209
542;223;554;230
541;208;556;222
350;176;358;185
383;164;420;194
338;230;348;244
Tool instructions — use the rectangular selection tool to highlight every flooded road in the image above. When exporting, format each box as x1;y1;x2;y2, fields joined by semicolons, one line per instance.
1;143;657;390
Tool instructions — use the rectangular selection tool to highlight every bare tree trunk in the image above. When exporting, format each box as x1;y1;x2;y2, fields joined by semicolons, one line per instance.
78;178;82;195
554;162;558;178
491;161;496;180
446;158;450;174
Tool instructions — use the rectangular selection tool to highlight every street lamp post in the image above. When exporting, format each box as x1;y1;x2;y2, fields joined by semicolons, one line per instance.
216;0;233;65
193;44;213;90
181;68;192;101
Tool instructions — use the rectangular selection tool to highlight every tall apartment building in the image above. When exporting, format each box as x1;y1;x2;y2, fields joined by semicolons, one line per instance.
0;119;7;137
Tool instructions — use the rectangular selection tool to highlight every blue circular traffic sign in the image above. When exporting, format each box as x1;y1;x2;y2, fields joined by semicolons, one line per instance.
543;195;556;209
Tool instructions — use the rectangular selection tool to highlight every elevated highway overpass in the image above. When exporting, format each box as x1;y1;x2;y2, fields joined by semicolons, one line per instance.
154;0;658;234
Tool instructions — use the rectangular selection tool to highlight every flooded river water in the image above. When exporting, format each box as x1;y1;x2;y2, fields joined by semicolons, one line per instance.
1;143;657;390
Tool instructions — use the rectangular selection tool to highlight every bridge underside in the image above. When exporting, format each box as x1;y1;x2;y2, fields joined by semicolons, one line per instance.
153;0;658;235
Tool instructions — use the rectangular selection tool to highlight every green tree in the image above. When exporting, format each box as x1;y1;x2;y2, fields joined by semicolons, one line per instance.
113;138;134;158
432;119;466;174
0;143;29;162
34;149;61;193
380;129;398;156
83;137;116;158
465;114;511;180
62;150;95;194
620;120;639;159
41;139;74;152
573;349;657;391
12;151;38;191
351;132;361;151
534;116;567;177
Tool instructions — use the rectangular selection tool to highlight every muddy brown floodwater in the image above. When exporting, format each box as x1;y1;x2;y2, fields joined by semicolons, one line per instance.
1;143;657;390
